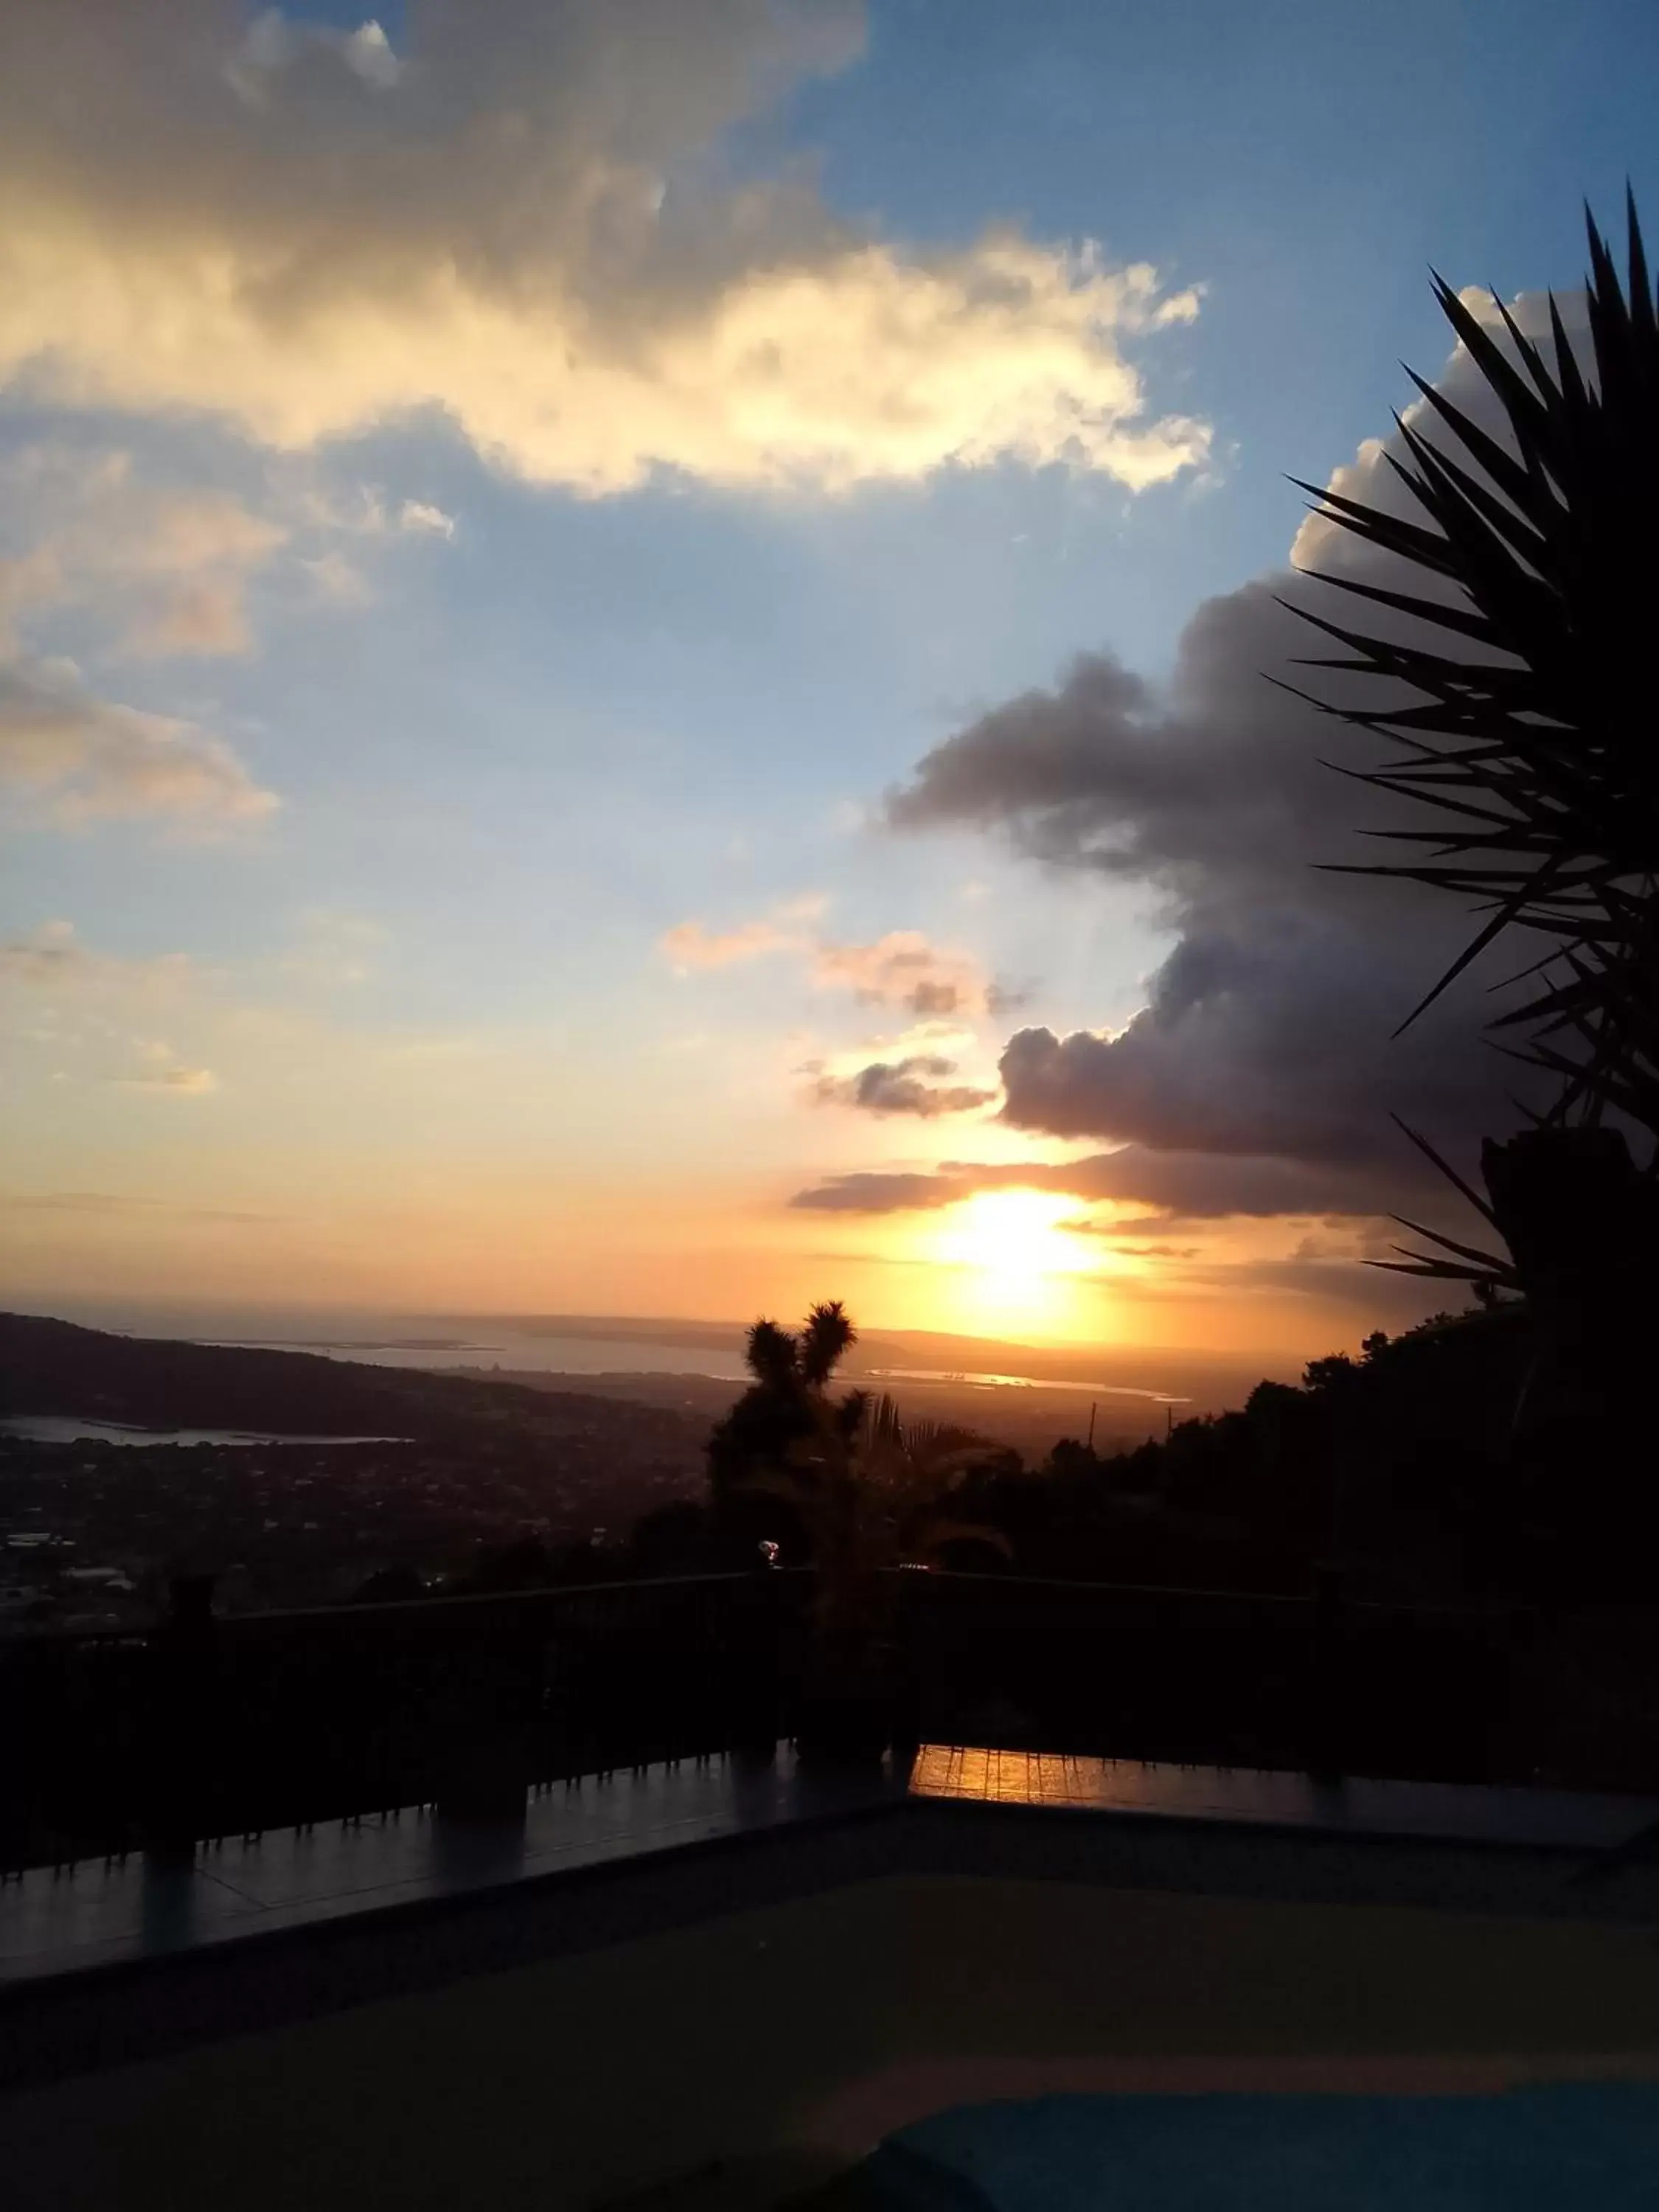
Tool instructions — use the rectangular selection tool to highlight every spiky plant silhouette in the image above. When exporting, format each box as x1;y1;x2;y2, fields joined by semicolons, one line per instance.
1286;192;1659;1290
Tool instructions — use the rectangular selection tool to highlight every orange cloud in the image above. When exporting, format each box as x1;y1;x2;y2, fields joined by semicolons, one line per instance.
812;932;1000;1018
660;917;804;972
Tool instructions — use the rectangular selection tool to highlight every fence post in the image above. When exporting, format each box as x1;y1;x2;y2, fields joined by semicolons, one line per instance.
145;1575;220;1859
1307;1563;1346;1782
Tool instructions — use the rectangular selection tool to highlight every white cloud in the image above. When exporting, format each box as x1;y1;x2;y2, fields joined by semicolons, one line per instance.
398;499;456;539
116;1062;218;1096
0;658;279;831
0;2;1208;497
227;9;404;105
303;549;375;606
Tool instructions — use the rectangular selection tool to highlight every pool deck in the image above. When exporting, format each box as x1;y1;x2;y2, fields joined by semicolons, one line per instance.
1;1751;900;1989
7;1745;1659;2101
7;1746;1659;1994
906;1745;1659;1851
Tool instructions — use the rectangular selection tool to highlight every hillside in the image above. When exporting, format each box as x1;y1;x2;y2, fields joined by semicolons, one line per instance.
0;1311;695;1453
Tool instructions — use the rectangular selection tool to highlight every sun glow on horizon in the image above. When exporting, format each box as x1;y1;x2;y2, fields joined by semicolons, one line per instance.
918;1189;1109;1340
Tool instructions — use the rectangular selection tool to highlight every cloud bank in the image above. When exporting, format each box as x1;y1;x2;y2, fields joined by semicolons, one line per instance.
872;291;1568;1230
0;1;1208;496
790;1144;1407;1220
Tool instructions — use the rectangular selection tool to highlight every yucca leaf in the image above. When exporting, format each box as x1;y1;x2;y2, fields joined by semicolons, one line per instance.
1626;188;1656;344
1293;566;1526;651
1289;201;1658;1175
1399;366;1559;522
1386;1113;1502;1226
1390;422;1554;574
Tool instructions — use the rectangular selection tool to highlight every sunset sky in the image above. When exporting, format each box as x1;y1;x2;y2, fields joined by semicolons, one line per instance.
2;0;1655;1357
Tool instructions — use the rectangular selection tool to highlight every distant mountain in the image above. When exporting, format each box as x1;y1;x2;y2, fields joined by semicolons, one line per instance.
0;1311;692;1447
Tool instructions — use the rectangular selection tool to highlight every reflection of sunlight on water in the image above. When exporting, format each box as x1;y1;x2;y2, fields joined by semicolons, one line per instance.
870;1368;1187;1404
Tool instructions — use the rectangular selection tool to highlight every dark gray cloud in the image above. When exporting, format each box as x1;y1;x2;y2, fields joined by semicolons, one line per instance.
789;1142;1412;1219
886;594;1355;897
813;1054;996;1119
1088;1255;1460;1335
790;1169;967;1214
877;293;1574;1211
1060;1231;1201;1259
995;907;1514;1168
1148;1256;1468;1328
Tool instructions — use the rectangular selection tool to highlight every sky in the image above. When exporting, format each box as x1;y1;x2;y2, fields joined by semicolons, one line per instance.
2;0;1655;1358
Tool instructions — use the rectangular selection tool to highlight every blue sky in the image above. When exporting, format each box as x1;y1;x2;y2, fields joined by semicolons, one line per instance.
2;1;1654;1349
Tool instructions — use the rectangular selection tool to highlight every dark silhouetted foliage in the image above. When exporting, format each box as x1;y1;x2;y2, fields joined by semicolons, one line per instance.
1291;192;1659;1146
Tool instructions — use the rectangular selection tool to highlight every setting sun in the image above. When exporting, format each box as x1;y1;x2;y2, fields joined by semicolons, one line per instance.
922;1191;1102;1340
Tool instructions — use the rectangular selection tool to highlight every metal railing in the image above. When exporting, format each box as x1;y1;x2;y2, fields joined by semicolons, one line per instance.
0;1573;802;1871
895;1571;1658;1787
6;1568;1659;1872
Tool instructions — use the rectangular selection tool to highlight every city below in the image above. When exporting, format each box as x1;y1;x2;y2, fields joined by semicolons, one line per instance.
0;1308;1276;1633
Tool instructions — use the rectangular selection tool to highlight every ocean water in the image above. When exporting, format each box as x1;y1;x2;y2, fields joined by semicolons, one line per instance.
0;1416;405;1448
209;1329;753;1382
21;1301;753;1384
19;1301;1192;1403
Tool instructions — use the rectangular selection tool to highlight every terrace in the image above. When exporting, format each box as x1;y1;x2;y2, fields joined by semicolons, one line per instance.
6;1571;1659;2206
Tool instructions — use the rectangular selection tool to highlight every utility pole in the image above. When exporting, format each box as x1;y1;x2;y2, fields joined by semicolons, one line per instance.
1086;1400;1096;1453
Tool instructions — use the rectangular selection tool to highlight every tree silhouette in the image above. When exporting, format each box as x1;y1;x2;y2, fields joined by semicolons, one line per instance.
744;1318;801;1392
740;1385;1010;1759
1288;195;1659;1575
799;1300;855;1388
705;1301;866;1551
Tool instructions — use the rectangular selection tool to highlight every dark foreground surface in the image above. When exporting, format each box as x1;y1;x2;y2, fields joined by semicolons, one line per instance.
8;1747;1659;2206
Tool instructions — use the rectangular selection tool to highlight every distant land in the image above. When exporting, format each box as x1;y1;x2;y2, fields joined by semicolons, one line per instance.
2;1301;1294;1455
0;1309;1332;1630
0;1310;700;1446
0;1311;728;1626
